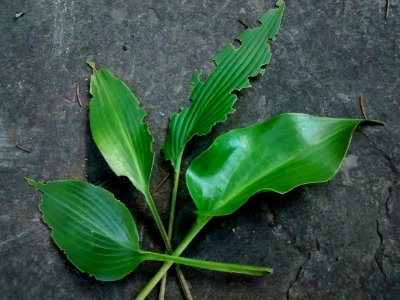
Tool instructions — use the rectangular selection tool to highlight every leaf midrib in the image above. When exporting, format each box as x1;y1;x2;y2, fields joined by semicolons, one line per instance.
43;190;136;252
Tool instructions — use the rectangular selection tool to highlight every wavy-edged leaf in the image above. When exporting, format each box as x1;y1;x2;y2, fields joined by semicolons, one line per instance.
163;0;285;168
89;68;154;194
27;179;142;281
27;179;273;280
187;113;379;216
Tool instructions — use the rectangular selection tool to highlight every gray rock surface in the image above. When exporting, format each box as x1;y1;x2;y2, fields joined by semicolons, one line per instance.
0;0;399;299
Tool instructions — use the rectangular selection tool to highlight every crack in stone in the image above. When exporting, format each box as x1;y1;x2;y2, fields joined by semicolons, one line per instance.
375;219;387;282
360;131;399;176
376;219;384;244
385;185;393;217
286;252;311;300
374;254;387;282
267;204;309;255
265;204;315;299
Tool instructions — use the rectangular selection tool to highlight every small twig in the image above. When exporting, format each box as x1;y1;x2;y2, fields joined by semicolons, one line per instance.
238;19;251;29
16;144;31;153
76;83;83;107
385;0;391;20
151;174;170;197
359;95;368;119
176;266;193;300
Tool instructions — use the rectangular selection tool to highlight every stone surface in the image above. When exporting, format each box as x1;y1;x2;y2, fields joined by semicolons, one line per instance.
0;0;399;299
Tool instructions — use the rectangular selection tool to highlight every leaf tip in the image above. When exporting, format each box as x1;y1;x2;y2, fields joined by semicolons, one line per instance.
25;177;36;187
364;119;386;126
25;177;44;189
85;60;97;73
276;0;285;7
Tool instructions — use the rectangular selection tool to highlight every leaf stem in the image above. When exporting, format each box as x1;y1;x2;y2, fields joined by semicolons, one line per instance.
159;155;183;300
136;215;212;300
144;189;172;252
168;165;181;243
144;185;192;300
141;251;272;276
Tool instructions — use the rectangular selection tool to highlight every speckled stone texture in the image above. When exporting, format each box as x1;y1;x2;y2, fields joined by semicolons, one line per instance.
0;0;399;299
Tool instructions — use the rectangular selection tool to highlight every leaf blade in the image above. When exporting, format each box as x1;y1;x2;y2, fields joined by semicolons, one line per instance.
163;1;285;168
28;179;142;281
186;113;369;216
89;68;154;194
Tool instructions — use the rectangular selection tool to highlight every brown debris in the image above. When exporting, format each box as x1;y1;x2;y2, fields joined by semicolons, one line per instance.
151;174;170;197
16;144;31;153
359;95;368;119
386;0;391;20
76;83;83;107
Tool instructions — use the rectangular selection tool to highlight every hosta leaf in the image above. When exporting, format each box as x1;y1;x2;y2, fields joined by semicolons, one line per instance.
27;179;142;281
26;179;272;281
186;113;378;216
163;0;285;168
89;68;154;194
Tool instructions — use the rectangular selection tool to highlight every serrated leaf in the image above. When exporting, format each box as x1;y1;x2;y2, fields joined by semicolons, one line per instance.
163;0;285;168
27;179;142;281
89;68;154;194
186;113;377;216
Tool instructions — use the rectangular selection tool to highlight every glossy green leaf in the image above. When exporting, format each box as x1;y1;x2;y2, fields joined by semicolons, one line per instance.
27;179;142;281
89;68;154;194
187;113;377;216
163;0;285;168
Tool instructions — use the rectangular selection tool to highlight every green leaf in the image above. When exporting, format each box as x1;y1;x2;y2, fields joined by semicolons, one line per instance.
27;179;272;280
186;113;377;216
89;68;154;194
27;179;142;281
163;0;285;168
